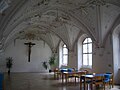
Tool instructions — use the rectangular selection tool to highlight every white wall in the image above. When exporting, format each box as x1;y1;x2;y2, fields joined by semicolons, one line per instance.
76;34;116;83
4;40;52;72
112;31;120;84
68;49;77;69
92;38;113;73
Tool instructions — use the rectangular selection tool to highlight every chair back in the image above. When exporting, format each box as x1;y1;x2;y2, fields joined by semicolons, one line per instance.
0;73;4;90
67;68;74;72
106;72;114;87
106;72;113;80
104;74;111;83
94;75;104;82
60;69;68;72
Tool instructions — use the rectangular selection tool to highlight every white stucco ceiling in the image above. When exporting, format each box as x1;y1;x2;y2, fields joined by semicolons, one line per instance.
0;0;120;50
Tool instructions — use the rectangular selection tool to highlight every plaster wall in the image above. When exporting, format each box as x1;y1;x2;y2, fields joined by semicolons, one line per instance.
74;34;120;84
113;33;120;84
92;38;113;73
68;46;77;69
4;40;52;72
92;36;120;84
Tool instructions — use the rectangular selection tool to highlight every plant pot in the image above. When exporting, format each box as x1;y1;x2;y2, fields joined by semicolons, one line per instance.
49;69;52;73
8;69;10;75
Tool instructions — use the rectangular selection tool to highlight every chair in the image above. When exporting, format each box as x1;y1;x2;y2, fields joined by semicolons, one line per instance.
84;70;89;74
60;68;68;79
60;68;68;72
67;68;74;72
106;72;114;88
80;75;93;90
67;68;75;82
0;73;4;90
74;71;86;83
103;74;111;90
93;75;104;89
54;68;61;79
79;68;92;74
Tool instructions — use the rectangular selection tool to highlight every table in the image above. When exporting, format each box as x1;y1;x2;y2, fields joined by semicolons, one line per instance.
54;69;61;79
80;74;105;90
61;71;86;84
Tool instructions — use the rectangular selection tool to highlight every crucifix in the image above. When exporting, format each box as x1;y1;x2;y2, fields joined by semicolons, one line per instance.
24;42;35;62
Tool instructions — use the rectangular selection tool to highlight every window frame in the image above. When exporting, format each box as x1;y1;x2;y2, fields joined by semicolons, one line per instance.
82;38;92;67
62;44;68;66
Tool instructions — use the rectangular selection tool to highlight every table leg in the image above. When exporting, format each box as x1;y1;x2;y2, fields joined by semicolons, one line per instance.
62;73;64;83
80;78;82;90
65;74;68;84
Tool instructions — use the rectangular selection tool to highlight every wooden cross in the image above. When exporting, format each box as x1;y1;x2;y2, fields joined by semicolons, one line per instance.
24;42;35;62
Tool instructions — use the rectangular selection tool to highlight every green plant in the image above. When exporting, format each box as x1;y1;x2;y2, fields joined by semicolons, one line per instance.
6;57;13;74
48;56;56;66
42;61;48;70
48;55;57;72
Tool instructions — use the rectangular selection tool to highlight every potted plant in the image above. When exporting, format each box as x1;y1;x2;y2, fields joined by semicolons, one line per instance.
48;56;56;72
6;57;13;75
42;61;48;70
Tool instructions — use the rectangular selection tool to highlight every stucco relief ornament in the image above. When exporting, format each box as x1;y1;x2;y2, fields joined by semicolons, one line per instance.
0;44;4;56
50;8;71;28
98;47;104;56
74;5;88;15
88;0;106;6
15;30;41;41
25;33;36;40
94;42;105;56
32;0;50;7
0;0;11;13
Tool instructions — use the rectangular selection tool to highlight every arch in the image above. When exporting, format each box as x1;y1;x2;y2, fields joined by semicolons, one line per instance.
112;24;120;84
58;41;68;68
3;21;68;52
3;5;95;48
103;14;120;47
103;14;120;84
77;34;89;69
3;24;54;51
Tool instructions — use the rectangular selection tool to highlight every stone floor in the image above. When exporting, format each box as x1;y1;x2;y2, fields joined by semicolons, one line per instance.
4;73;120;90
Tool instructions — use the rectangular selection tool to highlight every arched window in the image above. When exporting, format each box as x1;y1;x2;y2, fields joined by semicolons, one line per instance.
82;38;92;66
62;44;68;66
59;42;68;68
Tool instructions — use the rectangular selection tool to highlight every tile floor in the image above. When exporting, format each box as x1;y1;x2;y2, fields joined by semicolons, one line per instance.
4;73;120;90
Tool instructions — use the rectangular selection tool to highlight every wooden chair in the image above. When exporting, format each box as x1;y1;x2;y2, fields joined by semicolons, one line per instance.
67;68;75;82
54;68;61;79
103;74;111;90
93;75;104;89
74;71;86;83
0;73;4;90
106;72;114;88
80;75;93;90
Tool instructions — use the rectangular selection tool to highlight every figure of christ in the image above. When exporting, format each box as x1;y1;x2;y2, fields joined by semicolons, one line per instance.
24;42;35;62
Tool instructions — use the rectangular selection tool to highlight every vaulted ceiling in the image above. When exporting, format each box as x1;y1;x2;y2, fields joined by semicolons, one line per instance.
0;0;120;51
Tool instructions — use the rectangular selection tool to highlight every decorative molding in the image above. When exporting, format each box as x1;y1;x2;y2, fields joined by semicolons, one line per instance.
0;0;11;13
87;0;106;6
2;0;112;49
32;0;51;7
1;0;27;37
16;30;49;40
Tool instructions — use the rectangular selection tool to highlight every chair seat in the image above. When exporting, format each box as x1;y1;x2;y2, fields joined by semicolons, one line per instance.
95;80;103;82
81;76;92;83
104;79;110;82
85;80;92;83
0;73;4;90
